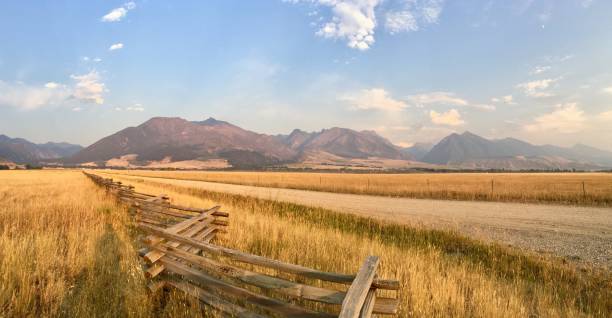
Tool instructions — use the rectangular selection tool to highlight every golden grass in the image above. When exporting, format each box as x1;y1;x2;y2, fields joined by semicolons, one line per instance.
105;170;612;206
0;170;208;318
108;173;611;318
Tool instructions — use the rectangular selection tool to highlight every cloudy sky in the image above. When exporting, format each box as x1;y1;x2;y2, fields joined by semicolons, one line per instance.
1;0;611;150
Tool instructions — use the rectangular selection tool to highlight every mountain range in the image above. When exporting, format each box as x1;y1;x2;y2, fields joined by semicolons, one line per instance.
3;117;612;170
0;135;82;164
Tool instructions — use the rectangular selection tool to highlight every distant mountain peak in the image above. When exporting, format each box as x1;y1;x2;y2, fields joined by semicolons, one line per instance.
197;117;230;126
422;131;612;169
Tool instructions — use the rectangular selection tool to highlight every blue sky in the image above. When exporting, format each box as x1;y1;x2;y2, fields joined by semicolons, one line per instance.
1;0;611;150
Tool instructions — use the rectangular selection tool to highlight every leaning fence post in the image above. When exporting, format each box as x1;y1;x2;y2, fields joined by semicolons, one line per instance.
339;256;380;318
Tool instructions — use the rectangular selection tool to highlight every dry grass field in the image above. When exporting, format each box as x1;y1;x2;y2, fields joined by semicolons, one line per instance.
108;172;610;317
2;170;610;317
0;170;211;317
105;170;612;206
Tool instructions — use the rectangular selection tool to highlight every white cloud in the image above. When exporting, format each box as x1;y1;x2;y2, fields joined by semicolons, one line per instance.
70;71;105;104
289;0;445;50
342;88;407;111
430;109;464;126
602;86;612;95
315;0;380;51
524;103;585;133
109;43;124;51
407;91;468;107
101;2;136;22
0;81;70;110
516;78;560;97
72;107;82;112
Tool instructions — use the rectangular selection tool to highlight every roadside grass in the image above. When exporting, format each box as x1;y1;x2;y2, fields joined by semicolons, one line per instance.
105;170;612;207
108;173;612;318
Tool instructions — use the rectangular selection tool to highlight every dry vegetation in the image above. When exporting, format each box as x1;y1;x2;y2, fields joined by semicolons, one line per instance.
105;170;612;206
108;172;611;317
2;170;610;317
0;171;209;317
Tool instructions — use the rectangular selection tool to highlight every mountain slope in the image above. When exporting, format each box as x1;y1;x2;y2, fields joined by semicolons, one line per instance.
68;117;411;168
67;117;297;166
422;131;612;169
279;127;408;160
0;135;83;163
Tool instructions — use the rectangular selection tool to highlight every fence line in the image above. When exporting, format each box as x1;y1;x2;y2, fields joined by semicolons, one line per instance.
83;172;399;318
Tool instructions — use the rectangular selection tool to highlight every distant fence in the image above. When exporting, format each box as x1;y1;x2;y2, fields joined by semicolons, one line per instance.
84;172;400;318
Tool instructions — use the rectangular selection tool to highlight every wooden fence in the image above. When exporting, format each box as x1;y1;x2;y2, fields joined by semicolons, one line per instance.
84;172;400;317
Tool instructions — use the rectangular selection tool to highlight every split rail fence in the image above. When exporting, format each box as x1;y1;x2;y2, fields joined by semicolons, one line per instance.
84;172;400;318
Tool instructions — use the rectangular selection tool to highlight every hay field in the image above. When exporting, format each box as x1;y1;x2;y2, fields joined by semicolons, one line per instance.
0;170;207;317
109;172;611;318
2;170;610;317
105;170;612;206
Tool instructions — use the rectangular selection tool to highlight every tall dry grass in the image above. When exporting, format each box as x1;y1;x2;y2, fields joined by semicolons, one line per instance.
108;173;612;318
105;170;612;206
0;170;206;318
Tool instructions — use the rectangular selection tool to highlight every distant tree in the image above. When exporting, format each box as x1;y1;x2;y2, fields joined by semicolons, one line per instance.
25;164;42;170
0;165;9;170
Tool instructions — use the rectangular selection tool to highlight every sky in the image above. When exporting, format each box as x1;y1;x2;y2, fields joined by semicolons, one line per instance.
0;0;611;150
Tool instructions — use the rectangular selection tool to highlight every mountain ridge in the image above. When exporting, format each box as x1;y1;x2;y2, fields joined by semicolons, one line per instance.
0;134;83;163
6;117;611;170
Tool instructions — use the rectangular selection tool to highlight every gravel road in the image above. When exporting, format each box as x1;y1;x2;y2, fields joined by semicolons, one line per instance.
109;173;612;268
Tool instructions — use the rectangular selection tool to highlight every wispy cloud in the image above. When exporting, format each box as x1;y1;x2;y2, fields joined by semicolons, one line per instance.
405;91;494;111
602;86;612;95
524;103;585;133
0;71;106;110
109;43;124;51
430;109;464;126
385;11;418;33
342;88;407;111
516;78;560;97
530;65;550;75
491;95;515;105
126;103;145;111
101;2;136;22
407;91;468;107
0;81;70;110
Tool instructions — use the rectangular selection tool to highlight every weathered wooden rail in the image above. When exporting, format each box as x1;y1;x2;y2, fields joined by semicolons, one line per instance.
84;172;400;317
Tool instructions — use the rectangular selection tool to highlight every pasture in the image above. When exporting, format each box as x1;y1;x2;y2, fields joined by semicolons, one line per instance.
1;170;610;317
103;170;612;206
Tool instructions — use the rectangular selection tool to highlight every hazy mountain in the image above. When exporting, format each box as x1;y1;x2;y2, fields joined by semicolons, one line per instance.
0;135;83;163
279;127;407;160
421;131;612;169
68;117;410;168
67;117;297;167
401;143;434;161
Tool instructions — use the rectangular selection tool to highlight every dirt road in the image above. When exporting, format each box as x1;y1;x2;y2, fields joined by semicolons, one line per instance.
108;173;612;268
